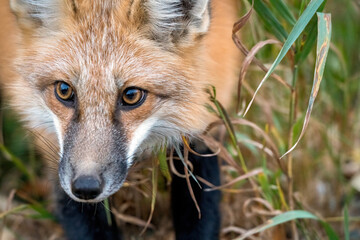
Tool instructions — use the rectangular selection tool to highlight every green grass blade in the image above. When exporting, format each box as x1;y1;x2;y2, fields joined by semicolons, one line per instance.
0;204;29;219
270;0;296;26
236;210;319;240
209;87;247;172
320;221;340;240
158;146;171;182
249;0;288;41
174;145;201;188
243;0;325;117
276;179;289;210
28;204;56;220
299;0;310;15
281;13;331;158
0;144;34;182
103;198;112;226
141;157;159;235
344;205;350;240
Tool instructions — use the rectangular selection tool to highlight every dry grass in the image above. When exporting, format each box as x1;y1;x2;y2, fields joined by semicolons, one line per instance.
1;0;360;239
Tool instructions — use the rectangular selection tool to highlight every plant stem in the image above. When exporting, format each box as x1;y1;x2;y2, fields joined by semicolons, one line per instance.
103;198;112;226
210;89;248;172
288;64;299;240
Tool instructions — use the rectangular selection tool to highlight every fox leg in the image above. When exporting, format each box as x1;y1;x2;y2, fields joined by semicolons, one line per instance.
171;145;221;240
55;186;121;240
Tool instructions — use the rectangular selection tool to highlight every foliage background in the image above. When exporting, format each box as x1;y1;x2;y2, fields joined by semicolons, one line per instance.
0;0;360;239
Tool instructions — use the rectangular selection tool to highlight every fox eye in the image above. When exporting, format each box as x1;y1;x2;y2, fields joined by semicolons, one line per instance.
55;81;75;106
121;87;146;108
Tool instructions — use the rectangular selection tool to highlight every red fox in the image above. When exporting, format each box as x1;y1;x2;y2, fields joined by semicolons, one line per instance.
0;0;240;238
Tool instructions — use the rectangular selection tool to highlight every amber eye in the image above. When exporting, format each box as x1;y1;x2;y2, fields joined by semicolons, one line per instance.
55;81;75;106
121;87;146;107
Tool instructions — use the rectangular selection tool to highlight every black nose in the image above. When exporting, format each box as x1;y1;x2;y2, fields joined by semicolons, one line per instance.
71;175;102;200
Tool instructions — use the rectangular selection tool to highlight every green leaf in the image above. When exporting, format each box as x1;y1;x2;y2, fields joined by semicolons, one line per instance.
295;1;327;64
249;0;288;41
281;12;332;158
243;0;326;117
236;210;319;240
236;210;339;240
270;0;296;26
295;19;317;64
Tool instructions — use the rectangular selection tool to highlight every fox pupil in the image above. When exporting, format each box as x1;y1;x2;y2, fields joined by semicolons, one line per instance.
60;83;70;96
125;89;137;100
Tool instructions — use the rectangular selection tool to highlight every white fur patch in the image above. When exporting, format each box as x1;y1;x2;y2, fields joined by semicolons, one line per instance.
49;111;63;156
126;117;157;166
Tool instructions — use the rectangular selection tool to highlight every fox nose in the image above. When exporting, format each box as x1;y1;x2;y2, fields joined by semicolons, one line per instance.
71;175;102;200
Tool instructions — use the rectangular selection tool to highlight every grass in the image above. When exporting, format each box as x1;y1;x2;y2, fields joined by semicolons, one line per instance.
1;0;360;239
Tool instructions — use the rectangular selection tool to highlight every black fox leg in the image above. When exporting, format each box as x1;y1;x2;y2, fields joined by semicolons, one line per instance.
171;145;221;240
55;186;121;240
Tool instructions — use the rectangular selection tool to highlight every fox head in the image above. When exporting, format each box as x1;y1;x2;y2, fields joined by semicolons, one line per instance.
9;0;213;202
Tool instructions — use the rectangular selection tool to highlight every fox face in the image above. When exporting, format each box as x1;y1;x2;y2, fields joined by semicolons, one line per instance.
10;0;213;202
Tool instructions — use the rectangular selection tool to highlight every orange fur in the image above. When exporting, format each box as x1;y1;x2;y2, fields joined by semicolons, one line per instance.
0;0;18;90
205;0;240;108
0;0;241;202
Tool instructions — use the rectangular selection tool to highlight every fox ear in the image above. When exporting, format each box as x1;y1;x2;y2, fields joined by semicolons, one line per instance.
146;0;211;44
10;0;62;31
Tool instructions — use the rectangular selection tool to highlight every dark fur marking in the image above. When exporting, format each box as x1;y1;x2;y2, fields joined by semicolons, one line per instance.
126;0;135;20
180;0;195;20
59;121;80;179
55;186;121;240
71;0;78;15
171;145;221;240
